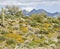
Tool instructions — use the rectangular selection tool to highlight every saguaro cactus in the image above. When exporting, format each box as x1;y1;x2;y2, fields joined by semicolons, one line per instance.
2;8;5;26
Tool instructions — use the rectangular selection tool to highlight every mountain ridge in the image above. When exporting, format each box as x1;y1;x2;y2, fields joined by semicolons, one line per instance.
22;9;60;17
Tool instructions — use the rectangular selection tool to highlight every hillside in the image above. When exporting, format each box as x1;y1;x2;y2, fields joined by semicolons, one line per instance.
0;6;60;49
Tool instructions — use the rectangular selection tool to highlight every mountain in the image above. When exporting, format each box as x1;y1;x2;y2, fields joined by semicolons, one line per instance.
46;12;60;17
22;10;29;16
22;9;60;17
28;9;46;16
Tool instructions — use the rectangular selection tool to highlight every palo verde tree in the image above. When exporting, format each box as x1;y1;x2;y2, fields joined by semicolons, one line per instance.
4;6;23;19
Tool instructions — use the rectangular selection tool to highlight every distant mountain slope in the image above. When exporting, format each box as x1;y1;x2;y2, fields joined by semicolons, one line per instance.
22;9;60;17
28;9;46;15
22;10;29;16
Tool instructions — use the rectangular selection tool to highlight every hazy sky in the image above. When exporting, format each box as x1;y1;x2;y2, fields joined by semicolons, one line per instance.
0;0;60;13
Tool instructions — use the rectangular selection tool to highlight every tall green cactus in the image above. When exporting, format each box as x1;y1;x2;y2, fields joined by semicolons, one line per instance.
2;8;5;26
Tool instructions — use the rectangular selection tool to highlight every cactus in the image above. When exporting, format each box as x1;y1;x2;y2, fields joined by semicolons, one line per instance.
2;8;5;26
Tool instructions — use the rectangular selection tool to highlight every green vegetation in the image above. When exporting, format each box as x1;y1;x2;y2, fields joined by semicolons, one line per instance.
0;6;60;49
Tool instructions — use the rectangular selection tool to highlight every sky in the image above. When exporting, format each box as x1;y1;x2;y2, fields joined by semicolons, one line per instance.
0;0;60;13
